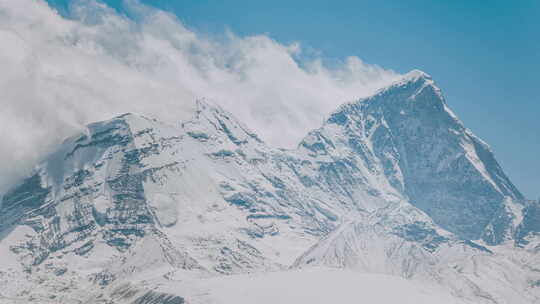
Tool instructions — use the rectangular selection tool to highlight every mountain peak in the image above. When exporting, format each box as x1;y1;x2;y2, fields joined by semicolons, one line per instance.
402;69;432;82
195;98;224;114
312;69;524;242
323;69;441;127
380;69;435;94
187;98;263;145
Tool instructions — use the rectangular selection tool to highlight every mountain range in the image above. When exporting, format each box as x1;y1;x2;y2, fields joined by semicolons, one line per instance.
1;70;539;304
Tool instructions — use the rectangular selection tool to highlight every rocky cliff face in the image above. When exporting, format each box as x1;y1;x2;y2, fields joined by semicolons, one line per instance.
0;70;537;304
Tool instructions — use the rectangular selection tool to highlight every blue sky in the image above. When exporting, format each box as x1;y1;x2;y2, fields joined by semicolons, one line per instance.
46;0;539;198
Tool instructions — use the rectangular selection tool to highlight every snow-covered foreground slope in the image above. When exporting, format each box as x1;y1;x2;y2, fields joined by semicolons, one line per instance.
293;216;540;303
0;70;539;303
173;267;463;304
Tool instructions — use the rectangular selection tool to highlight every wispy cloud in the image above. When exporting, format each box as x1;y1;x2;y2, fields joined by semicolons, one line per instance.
0;0;399;192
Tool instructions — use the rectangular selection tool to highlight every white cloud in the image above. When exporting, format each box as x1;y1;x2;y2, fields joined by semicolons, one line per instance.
0;0;399;193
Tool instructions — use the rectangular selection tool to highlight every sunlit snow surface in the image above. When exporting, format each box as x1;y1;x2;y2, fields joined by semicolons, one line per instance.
173;268;462;304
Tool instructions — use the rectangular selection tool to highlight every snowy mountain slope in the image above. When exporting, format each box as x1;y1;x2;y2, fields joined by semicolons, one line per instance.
0;70;537;303
300;70;524;244
0;100;349;302
292;205;540;303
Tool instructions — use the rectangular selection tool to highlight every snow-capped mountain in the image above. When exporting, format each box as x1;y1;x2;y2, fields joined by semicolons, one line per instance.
0;70;538;303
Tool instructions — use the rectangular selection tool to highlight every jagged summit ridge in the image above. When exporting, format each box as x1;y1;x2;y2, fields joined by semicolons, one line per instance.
392;69;433;87
376;68;437;98
189;98;264;145
403;69;431;79
0;71;538;304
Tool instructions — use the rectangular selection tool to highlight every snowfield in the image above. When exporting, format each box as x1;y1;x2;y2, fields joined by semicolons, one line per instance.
176;268;463;304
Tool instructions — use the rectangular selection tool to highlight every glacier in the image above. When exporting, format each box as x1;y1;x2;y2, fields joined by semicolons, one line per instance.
0;70;539;303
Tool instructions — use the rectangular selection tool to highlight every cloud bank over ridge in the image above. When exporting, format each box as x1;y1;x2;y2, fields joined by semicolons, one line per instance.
0;0;399;193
